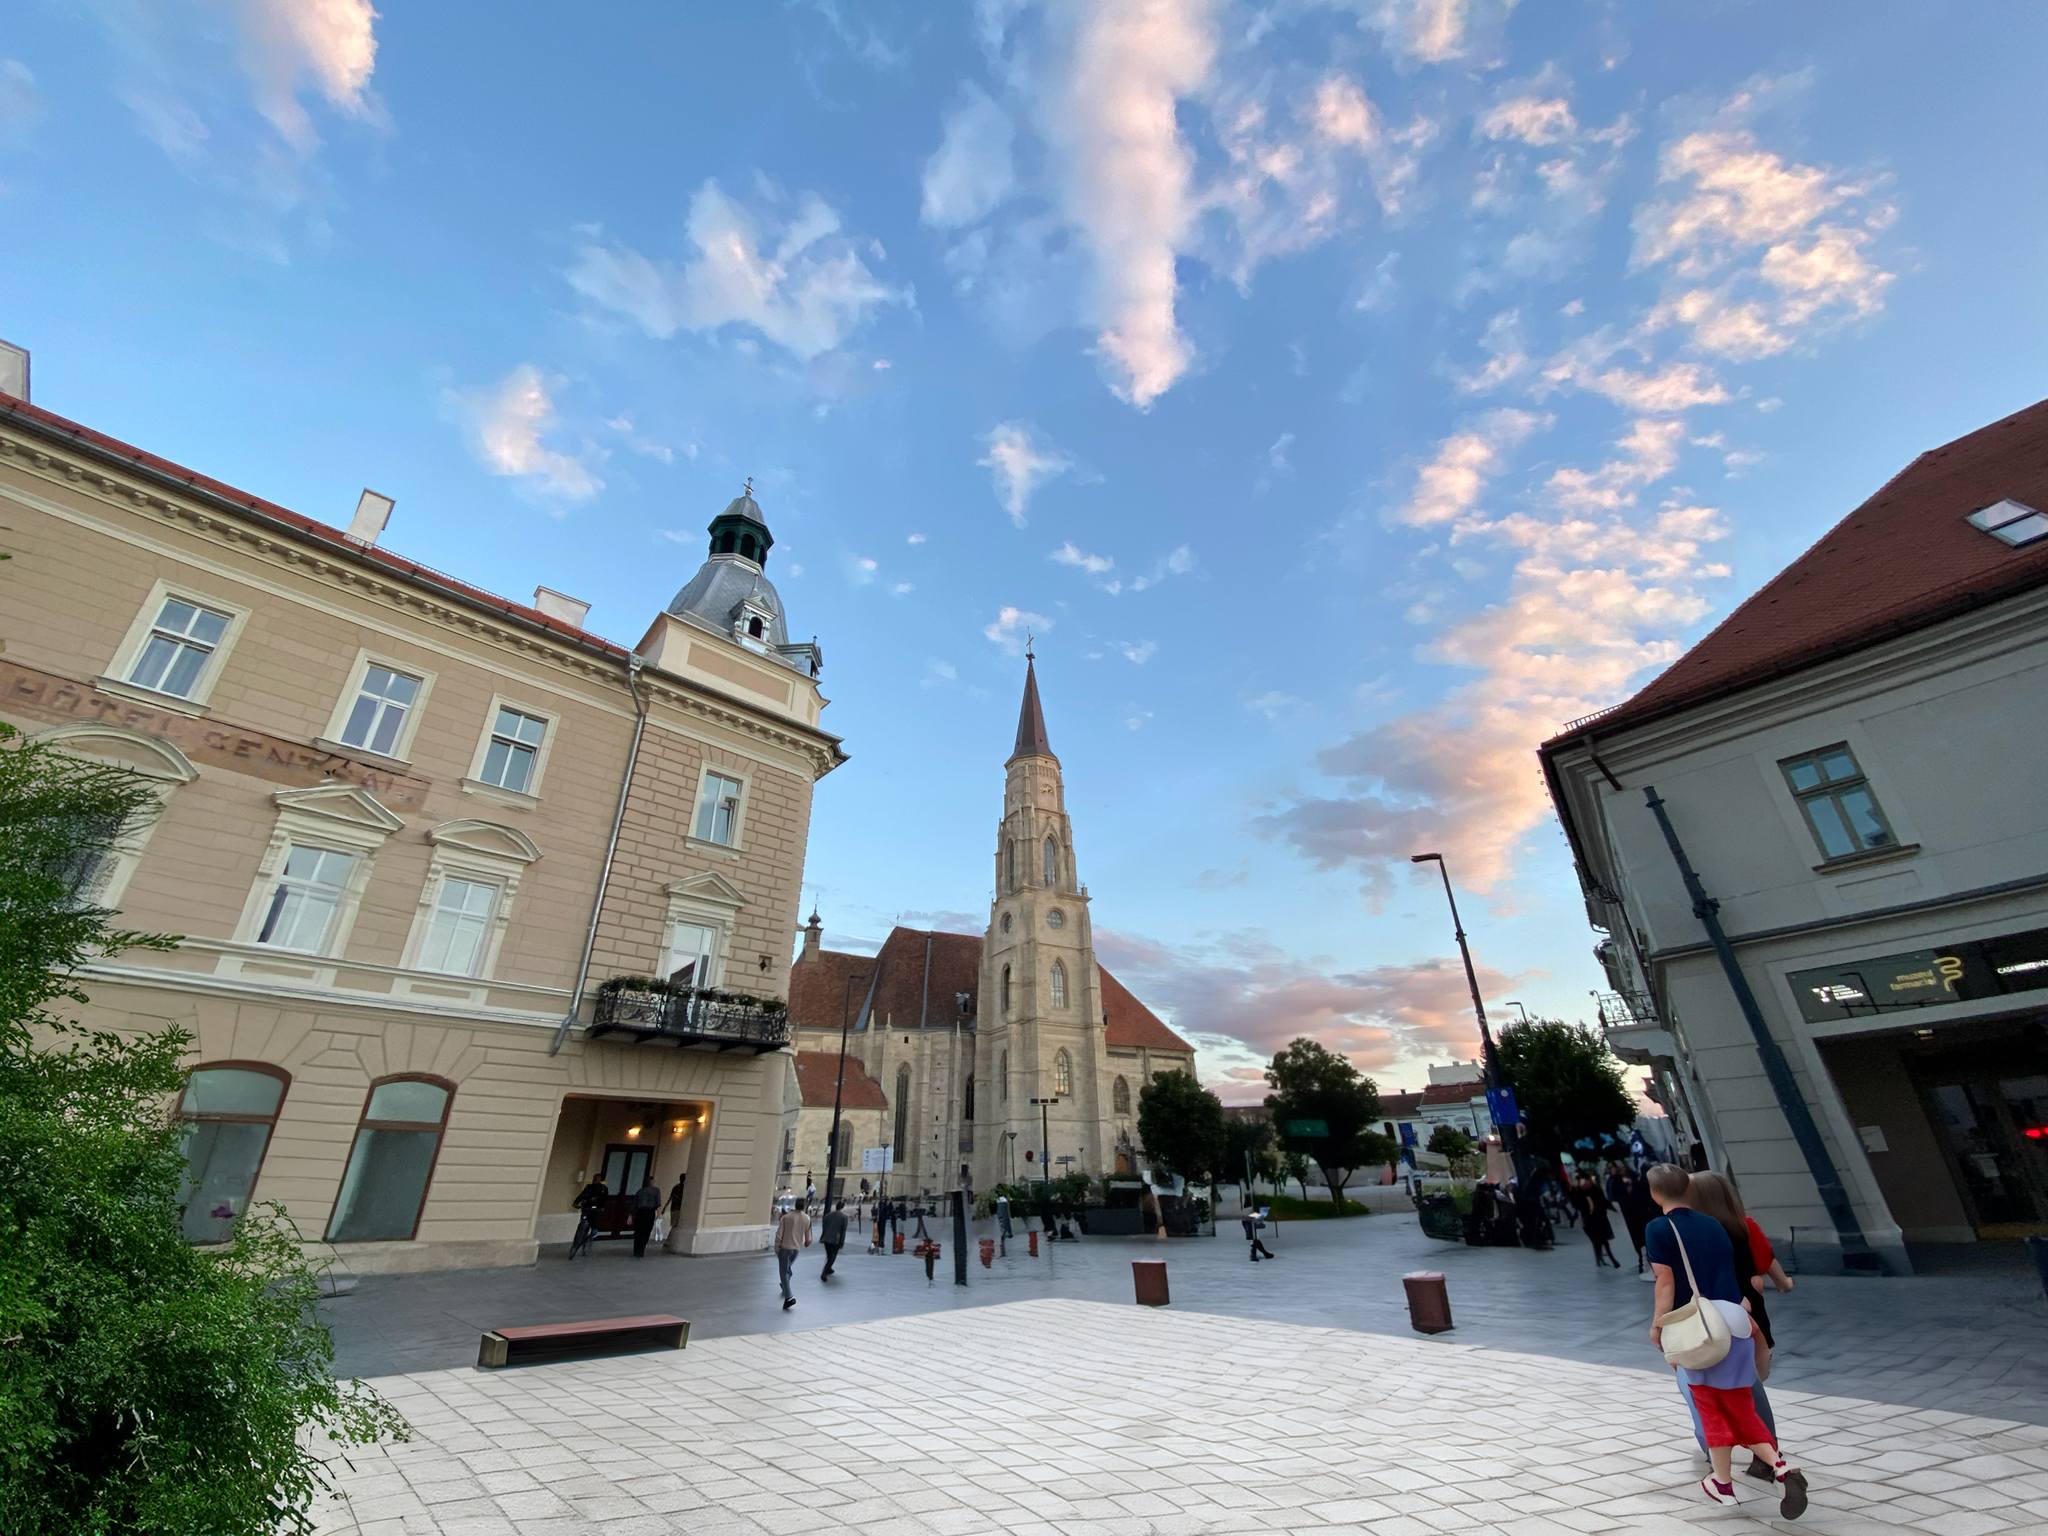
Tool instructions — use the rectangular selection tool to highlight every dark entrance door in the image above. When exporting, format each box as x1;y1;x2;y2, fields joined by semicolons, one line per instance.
1914;1030;2048;1238
598;1144;654;1236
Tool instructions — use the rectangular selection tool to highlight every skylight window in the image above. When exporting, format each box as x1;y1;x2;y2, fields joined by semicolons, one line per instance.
1966;499;2048;548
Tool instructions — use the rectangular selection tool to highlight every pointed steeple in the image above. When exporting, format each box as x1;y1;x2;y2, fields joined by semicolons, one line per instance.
1009;652;1054;764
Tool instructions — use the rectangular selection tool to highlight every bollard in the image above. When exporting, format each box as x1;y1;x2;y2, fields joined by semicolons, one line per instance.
1131;1259;1169;1306
979;1237;995;1268
892;1231;904;1254
1028;1230;1039;1257
1402;1270;1453;1334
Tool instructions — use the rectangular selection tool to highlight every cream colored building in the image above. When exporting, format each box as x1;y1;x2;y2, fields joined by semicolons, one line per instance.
786;658;1195;1198
0;381;841;1273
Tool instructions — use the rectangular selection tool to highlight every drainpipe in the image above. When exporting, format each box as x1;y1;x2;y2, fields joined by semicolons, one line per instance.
550;654;649;1055
1640;784;1880;1272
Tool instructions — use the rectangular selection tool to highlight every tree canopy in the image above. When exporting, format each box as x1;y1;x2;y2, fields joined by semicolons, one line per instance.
0;725;405;1533
1426;1125;1475;1159
1496;1017;1638;1162
1221;1111;1276;1190
1136;1069;1225;1203
1263;1038;1396;1203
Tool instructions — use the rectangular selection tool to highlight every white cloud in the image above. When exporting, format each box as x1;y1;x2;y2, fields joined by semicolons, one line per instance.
1117;640;1159;665
1040;0;1217;406
922;659;958;687
984;605;1052;655
1267;432;1296;471
906;532;928;545
1455;309;1529;394
1396;408;1545;527
890;580;916;597
979;421;1073;525
1356;0;1515;67
236;0;381;152
1542;338;1730;412
1538;417;1685;513
846;554;880;586
922;85;1016;228
0;58;40;140
567;180;910;363
1246;690;1308;719
1478;95;1577;146
603;413;678;464
449;364;602;505
1050;541;1114;576
1128;542;1197;593
786;562;806;577
1124;708;1155;731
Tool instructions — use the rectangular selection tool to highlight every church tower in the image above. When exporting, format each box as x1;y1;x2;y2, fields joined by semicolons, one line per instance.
976;651;1104;1190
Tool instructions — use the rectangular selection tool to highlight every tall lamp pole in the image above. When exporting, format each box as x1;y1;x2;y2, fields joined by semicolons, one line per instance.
1029;1095;1057;1228
821;968;857;1214
1411;852;1524;1178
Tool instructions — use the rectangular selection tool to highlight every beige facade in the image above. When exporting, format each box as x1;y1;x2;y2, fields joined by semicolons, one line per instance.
0;390;841;1272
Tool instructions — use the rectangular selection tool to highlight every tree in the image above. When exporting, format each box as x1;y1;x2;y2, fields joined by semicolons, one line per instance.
1136;1070;1224;1210
1280;1149;1312;1201
1426;1125;1474;1159
1496;1018;1638;1166
1263;1038;1397;1205
0;725;405;1534
1221;1113;1275;1194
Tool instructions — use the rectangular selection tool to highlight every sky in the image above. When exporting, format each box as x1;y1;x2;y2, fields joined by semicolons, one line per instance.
6;1;2047;1104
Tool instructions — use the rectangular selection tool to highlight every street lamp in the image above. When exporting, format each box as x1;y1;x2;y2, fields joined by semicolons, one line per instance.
1029;1095;1058;1226
1505;1000;1530;1023
820;966;858;1215
1411;852;1525;1178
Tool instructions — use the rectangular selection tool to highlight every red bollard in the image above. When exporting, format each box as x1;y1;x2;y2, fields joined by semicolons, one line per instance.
1028;1230;1039;1257
892;1231;904;1254
979;1237;995;1268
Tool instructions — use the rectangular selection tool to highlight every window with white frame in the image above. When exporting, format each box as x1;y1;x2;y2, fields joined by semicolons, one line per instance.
1780;744;1897;861
666;919;721;989
693;771;744;845
29;727;199;912
126;595;231;699
477;706;547;794
253;845;357;953
338;664;423;757
416;877;499;976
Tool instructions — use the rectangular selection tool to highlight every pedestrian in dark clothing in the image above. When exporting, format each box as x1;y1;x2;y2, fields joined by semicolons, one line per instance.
820;1198;849;1279
1612;1165;1656;1277
1241;1203;1276;1262
568;1177;609;1258
1572;1169;1622;1267
630;1177;663;1257
666;1174;687;1225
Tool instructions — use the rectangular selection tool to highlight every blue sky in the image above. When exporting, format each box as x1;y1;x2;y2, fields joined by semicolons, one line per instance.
7;2;2046;1102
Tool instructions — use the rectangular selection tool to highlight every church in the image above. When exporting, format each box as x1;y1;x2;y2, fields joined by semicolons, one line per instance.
786;656;1195;1197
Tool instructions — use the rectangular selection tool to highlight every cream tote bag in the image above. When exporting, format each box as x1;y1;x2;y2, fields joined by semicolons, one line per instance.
1657;1220;1734;1371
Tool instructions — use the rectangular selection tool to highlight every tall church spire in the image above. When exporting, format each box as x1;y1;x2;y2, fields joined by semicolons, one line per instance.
1009;652;1054;764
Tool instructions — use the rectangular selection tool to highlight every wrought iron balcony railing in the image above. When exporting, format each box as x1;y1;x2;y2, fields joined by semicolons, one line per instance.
1593;990;1660;1033
588;985;792;1054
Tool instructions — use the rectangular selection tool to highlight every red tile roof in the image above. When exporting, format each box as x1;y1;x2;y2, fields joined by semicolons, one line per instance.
0;391;627;659
1420;1080;1485;1107
1380;1091;1424;1118
793;1051;889;1110
1100;965;1193;1053
1552;396;2048;742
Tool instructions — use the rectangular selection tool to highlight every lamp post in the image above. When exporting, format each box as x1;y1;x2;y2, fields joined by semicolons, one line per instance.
820;967;857;1216
1505;1000;1530;1023
1410;852;1524;1178
1029;1096;1057;1228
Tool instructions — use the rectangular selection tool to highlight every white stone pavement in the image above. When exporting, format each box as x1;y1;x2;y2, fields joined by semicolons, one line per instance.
312;1299;2048;1536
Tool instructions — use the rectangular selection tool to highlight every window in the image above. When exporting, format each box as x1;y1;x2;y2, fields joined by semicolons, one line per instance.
963;1074;975;1122
177;1064;289;1243
125;595;231;699
836;1123;854;1165
748;615;765;638
666;919;721;989
1000;912;1013;935
693;770;744;846
1113;1076;1131;1116
1049;960;1068;1010
254;845;356;953
1006;840;1017;892
1001;965;1011;1015
893;1066;912;1159
1046;908;1065;930
338;664;422;757
478;706;547;793
1967;499;2048;548
1780;744;1897;861
1043;836;1058;886
1054;1049;1073;1097
1001;1050;1009;1104
417;876;499;976
326;1077;453;1243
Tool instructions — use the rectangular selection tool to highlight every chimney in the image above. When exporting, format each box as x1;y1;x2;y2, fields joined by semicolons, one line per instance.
532;586;591;628
801;908;823;961
346;489;394;545
0;339;29;401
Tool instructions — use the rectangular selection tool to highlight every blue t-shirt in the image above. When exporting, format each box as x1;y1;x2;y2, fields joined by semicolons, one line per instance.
1644;1207;1739;1308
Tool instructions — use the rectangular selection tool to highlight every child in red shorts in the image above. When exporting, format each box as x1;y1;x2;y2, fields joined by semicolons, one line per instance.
1686;1297;1808;1517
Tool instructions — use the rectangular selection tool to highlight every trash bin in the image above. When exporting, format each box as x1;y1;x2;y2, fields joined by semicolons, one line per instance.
1132;1259;1170;1307
1403;1270;1452;1334
2028;1237;2048;1299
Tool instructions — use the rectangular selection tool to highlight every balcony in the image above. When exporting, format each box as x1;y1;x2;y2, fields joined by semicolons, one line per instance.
1593;990;1677;1066
587;983;792;1054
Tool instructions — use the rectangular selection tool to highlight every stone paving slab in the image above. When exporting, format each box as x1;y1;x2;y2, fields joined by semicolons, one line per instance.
311;1299;2048;1536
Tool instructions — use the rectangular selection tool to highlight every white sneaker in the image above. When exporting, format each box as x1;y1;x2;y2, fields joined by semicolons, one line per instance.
1700;1477;1737;1507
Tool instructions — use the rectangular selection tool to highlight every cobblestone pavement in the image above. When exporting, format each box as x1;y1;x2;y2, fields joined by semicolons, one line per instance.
323;1211;2048;1426
313;1297;2048;1536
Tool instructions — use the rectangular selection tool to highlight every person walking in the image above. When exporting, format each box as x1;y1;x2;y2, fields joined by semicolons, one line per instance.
805;1172;818;1207
1571;1168;1622;1268
1644;1164;1807;1518
568;1175;609;1259
775;1197;813;1309
819;1198;849;1280
1609;1164;1655;1277
996;1191;1013;1241
1690;1171;1793;1485
1241;1200;1276;1262
629;1176;663;1258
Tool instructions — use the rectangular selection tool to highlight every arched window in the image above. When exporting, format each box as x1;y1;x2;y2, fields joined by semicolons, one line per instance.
1006;840;1017;892
1113;1076;1131;1116
963;1074;975;1122
893;1065;912;1159
326;1076;454;1243
836;1123;854;1165
1001;965;1011;1015
1000;1050;1010;1103
748;615;765;638
1043;835;1057;886
177;1062;290;1243
1049;960;1067;1009
1054;1049;1073;1097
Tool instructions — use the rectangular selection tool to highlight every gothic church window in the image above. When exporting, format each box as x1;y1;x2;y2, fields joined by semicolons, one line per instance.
1113;1076;1131;1116
1001;965;1011;1015
893;1066;912;1159
1001;1051;1009;1103
1054;1049;1073;1097
964;1075;975;1121
1049;960;1067;1009
1006;840;1017;891
1043;836;1057;885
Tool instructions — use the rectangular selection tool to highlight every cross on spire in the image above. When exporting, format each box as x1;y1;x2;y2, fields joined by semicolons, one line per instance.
1025;630;1035;661
743;475;755;497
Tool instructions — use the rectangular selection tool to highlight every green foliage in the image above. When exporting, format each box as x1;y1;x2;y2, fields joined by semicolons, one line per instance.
1280;1148;1311;1200
1496;1018;1638;1160
1263;1194;1371;1220
1426;1125;1475;1159
1262;1038;1395;1203
1221;1113;1276;1188
596;974;788;1014
1135;1070;1224;1202
0;725;406;1534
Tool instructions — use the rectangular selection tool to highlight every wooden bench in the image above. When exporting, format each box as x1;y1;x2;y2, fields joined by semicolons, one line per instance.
477;1314;689;1369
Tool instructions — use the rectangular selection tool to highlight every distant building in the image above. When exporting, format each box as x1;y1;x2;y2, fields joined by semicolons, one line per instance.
1543;398;2048;1273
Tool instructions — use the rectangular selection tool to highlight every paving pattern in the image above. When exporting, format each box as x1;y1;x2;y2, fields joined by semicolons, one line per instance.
313;1297;2048;1536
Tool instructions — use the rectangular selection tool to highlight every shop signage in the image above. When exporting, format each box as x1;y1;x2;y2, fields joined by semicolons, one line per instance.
1788;924;2048;1024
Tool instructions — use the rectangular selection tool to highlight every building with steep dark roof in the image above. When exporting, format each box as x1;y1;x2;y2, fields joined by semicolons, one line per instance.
787;658;1195;1194
1542;397;2048;1275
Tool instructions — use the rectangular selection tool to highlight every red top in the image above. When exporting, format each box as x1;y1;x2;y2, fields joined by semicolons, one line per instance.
1745;1215;1774;1273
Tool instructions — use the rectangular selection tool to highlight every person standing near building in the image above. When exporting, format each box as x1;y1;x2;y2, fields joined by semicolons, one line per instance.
568;1175;609;1259
1572;1167;1622;1268
1610;1164;1655;1278
805;1172;817;1207
1644;1164;1807;1518
630;1176;663;1258
996;1191;1012;1241
666;1173;688;1228
775;1198;813;1309
819;1198;849;1280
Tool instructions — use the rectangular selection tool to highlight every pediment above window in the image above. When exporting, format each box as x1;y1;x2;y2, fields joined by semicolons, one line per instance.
429;817;542;864
31;723;199;784
272;782;405;834
664;870;746;912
